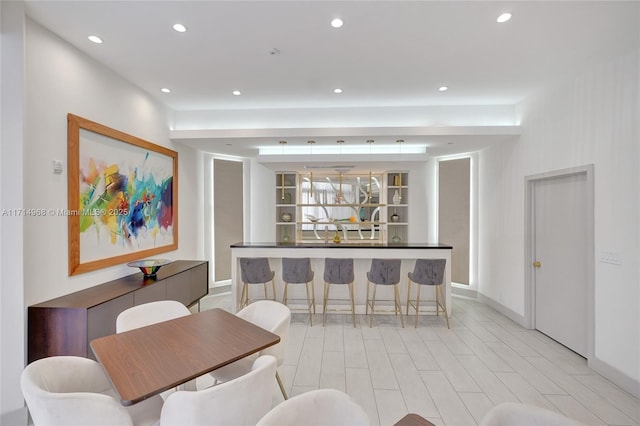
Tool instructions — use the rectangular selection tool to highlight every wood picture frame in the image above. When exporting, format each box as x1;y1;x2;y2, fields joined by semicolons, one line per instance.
67;114;178;275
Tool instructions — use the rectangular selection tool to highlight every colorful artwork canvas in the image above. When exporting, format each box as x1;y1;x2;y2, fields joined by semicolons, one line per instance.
68;114;178;275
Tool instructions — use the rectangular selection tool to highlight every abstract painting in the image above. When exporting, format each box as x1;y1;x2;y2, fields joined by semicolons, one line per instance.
68;114;178;275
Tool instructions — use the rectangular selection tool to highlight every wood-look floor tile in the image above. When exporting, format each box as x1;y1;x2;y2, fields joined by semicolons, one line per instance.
375;389;408;426
545;394;608;426
364;338;400;390
427;340;481;392
486;342;566;395
527;357;636;425
389;353;440;418
457;354;519;405
454;330;514;373
458;392;495;424
420;370;478;426
320;351;346;391
346;368;381;426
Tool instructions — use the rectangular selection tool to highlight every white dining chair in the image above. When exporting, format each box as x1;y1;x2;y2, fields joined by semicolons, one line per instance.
479;402;587;425
159;355;277;426
209;300;291;399
257;388;370;426
116;300;197;391
20;355;163;426
116;300;191;333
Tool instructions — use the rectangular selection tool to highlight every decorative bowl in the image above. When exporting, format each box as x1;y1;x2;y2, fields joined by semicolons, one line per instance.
127;259;171;277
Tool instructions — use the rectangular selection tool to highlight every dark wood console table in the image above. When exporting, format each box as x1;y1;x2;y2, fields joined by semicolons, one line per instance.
28;260;208;363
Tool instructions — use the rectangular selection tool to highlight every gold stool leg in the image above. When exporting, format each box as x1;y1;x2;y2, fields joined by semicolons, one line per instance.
276;371;288;400
349;281;356;328
406;279;412;316
311;279;316;314
283;282;289;305
365;280;371;315
271;278;277;301
395;285;405;328
323;282;329;326
439;285;450;329
304;280;313;326
240;282;248;308
415;285;421;328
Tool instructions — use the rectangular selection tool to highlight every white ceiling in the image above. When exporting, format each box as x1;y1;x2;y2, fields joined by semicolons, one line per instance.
24;1;640;161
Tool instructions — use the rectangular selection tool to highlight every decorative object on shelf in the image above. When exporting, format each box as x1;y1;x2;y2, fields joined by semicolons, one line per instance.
391;233;402;243
283;192;292;204
393;174;400;186
333;229;341;244
391;210;400;222
393;190;401;205
127;259;171;278
281;212;292;222
281;229;290;242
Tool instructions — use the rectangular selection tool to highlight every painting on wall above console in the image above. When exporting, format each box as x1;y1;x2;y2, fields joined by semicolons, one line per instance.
67;114;178;275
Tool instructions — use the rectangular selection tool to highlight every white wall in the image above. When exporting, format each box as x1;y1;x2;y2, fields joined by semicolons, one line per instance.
478;47;640;392
1;2;27;422
1;16;201;421
23;18;200;306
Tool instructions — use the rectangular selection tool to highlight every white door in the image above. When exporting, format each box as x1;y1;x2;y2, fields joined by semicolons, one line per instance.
533;172;589;357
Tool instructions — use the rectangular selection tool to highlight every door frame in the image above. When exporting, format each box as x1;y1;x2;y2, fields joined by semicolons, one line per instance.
524;164;595;360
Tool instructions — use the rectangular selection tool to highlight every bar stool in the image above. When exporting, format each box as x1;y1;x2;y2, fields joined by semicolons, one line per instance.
323;258;355;327
406;259;448;328
239;258;276;308
365;259;404;328
282;257;315;325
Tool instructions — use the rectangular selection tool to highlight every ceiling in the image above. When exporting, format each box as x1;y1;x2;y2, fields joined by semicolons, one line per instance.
24;1;640;162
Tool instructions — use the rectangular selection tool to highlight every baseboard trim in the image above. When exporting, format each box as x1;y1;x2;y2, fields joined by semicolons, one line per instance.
1;406;28;426
451;285;477;300
477;293;527;327
589;356;640;398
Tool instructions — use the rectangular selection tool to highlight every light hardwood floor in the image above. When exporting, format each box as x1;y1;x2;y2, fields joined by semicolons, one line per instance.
200;293;640;426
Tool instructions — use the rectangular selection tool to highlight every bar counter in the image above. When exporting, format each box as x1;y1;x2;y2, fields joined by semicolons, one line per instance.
230;242;453;317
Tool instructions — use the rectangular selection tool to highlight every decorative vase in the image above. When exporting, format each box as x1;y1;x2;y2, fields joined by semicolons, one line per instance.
390;210;400;222
333;229;341;244
281;212;292;222
391;233;402;243
281;229;290;242
392;190;401;205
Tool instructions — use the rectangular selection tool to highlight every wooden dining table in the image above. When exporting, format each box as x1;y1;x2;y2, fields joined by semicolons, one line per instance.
90;308;280;406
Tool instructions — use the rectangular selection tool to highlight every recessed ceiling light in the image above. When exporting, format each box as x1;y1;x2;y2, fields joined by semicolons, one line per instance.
497;13;512;23
331;18;343;28
333;88;343;94
88;35;103;44
232;90;241;96
161;88;171;93
438;86;448;92
172;23;187;32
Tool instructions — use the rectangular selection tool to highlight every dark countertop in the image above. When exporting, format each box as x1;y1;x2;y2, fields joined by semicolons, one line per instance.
230;242;453;249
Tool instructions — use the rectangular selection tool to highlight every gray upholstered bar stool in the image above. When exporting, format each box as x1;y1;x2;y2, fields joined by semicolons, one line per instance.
323;258;356;327
282;257;315;325
365;259;404;328
239;258;276;308
406;259;449;328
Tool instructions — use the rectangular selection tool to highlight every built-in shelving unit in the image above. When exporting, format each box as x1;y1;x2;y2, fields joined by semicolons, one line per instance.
275;170;409;244
387;171;409;243
275;172;297;242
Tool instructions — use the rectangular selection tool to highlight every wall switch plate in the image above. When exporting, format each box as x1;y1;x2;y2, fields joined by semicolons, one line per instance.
599;251;621;265
52;160;63;174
